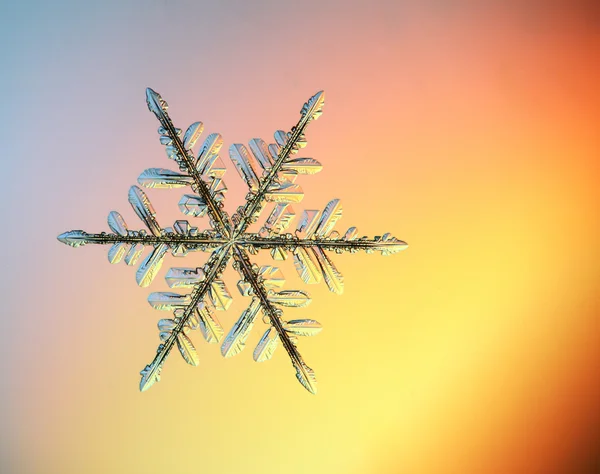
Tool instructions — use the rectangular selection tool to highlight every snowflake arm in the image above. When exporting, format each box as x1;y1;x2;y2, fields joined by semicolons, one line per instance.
240;234;408;254
230;91;325;236
57;230;227;249
145;88;232;237
140;247;231;391
58;188;226;287
230;246;318;393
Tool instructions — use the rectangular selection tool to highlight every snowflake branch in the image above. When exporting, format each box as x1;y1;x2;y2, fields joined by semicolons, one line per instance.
57;230;227;248
232;91;325;237
239;235;409;254
146;88;232;237
139;246;232;391
232;246;317;394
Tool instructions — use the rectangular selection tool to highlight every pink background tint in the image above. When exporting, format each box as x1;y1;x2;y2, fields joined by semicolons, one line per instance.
1;1;598;473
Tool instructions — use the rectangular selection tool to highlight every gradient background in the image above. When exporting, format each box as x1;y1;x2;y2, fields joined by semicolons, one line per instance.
1;1;598;473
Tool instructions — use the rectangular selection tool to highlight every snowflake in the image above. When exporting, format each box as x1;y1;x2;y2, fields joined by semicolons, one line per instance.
58;88;408;394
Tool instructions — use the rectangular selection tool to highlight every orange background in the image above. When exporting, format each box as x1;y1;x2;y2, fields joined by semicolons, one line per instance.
1;1;598;473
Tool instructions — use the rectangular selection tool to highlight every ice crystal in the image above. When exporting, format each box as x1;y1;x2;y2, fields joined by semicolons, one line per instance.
58;88;408;394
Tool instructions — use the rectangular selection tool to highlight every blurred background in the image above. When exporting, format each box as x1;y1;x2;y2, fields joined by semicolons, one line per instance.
0;1;598;473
